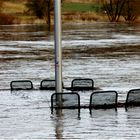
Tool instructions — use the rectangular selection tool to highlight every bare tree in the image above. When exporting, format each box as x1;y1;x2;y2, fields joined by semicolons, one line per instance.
122;0;140;22
26;0;54;29
101;0;140;22
101;0;126;22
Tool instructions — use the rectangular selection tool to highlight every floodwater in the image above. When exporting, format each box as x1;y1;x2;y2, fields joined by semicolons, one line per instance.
0;22;140;139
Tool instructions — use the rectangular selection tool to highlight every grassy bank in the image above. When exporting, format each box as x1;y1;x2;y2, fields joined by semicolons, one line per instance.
61;2;105;22
62;2;100;12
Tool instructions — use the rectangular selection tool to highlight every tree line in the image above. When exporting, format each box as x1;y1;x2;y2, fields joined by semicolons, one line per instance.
0;0;140;25
26;0;139;26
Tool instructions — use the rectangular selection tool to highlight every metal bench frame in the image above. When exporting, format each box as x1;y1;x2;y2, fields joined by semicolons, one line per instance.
71;78;94;91
51;92;80;114
10;80;33;90
89;90;118;112
40;79;64;90
40;79;56;90
125;88;140;108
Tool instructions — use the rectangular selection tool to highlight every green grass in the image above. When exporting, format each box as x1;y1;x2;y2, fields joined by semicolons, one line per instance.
62;2;101;12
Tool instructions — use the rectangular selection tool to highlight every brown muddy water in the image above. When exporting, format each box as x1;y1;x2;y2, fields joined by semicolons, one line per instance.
0;22;140;139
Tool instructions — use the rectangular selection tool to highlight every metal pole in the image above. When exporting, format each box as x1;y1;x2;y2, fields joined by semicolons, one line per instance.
54;0;62;96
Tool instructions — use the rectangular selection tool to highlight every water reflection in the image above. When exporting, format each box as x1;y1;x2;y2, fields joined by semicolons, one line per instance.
52;109;81;139
55;110;63;139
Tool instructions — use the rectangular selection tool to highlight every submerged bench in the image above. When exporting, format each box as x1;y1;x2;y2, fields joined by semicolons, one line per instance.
40;79;64;90
125;88;140;108
40;78;94;91
40;79;56;90
51;90;118;116
89;90;118;113
71;78;94;91
51;92;80;114
10;80;33;90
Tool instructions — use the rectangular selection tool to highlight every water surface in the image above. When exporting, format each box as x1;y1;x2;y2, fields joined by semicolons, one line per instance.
0;22;140;139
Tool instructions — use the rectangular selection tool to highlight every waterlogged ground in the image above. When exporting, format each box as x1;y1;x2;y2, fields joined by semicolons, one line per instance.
0;22;140;139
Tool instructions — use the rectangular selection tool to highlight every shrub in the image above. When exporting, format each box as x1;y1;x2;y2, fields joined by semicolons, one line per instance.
0;13;15;25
